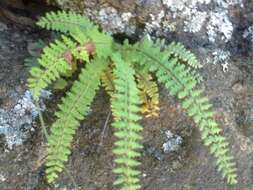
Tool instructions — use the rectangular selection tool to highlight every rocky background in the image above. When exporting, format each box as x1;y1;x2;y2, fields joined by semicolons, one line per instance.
0;0;252;189
47;0;253;71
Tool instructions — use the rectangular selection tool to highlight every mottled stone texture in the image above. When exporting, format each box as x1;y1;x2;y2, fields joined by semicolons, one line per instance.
47;0;252;71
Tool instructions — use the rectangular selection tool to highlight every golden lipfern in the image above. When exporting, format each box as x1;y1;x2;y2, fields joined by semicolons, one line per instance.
135;66;159;117
27;11;238;189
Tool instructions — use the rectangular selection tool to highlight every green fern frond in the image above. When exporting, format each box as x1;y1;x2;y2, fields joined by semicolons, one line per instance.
111;53;143;190
137;38;237;185
28;36;76;100
37;10;96;34
46;56;107;183
135;67;159;118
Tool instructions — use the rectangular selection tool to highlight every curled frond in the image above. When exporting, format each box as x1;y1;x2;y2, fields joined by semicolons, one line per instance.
111;53;143;190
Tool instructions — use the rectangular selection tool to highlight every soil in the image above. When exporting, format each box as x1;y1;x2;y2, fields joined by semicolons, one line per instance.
0;1;253;190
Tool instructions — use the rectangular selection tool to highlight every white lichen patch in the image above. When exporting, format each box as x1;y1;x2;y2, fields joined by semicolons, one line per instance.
163;0;185;11
0;173;6;182
243;25;253;42
184;11;207;33
145;10;165;34
216;0;244;8
212;49;231;72
161;0;245;45
121;12;132;23
206;12;233;42
162;130;182;153
162;0;221;39
0;90;50;149
163;0;210;12
98;7;135;35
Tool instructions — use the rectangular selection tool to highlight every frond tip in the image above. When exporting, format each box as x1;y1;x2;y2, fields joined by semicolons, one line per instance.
165;41;202;69
37;10;96;34
111;53;143;190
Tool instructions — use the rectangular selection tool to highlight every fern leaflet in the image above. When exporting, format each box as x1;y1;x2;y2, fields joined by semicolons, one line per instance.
164;41;203;83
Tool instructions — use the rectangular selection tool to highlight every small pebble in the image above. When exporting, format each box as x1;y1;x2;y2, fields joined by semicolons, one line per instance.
163;130;182;153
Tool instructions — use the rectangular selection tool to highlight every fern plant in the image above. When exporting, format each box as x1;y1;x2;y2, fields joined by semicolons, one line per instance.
28;11;238;189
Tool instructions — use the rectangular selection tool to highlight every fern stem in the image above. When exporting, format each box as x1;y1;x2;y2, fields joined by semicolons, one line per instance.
64;168;80;190
35;100;49;140
99;110;111;147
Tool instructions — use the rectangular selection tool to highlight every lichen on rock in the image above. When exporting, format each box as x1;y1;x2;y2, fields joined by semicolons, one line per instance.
46;0;249;73
162;130;183;153
243;25;253;42
211;49;231;72
0;90;50;149
98;7;136;34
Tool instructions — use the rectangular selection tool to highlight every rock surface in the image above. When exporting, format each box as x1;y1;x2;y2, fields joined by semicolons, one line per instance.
48;0;253;70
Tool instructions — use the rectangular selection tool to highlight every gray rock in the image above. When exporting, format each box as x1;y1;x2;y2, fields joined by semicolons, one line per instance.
0;22;8;32
48;0;252;72
162;130;182;153
0;90;50;149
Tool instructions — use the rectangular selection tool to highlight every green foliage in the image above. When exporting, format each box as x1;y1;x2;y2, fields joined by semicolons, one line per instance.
37;11;96;34
165;41;202;69
28;11;238;189
46;57;107;183
111;53;143;189
27;36;75;100
135;65;159;117
101;63;115;96
135;38;237;184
